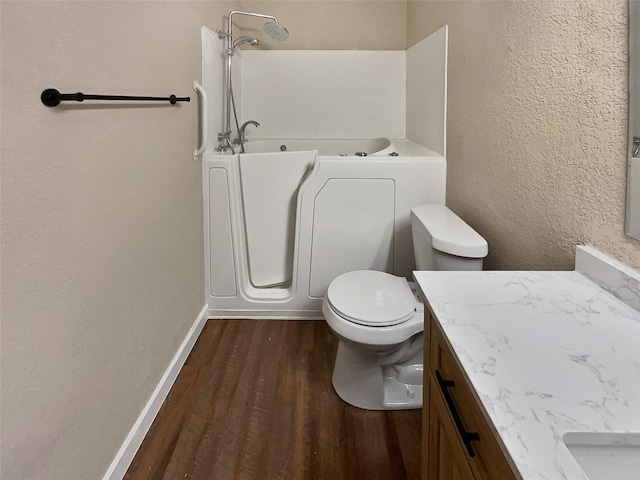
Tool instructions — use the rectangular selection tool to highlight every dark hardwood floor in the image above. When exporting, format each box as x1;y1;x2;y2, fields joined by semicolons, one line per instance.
124;320;422;480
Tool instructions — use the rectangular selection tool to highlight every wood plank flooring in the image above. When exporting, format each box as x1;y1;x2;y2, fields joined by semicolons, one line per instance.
124;320;421;480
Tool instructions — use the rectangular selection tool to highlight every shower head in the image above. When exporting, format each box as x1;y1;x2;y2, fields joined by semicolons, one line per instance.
263;21;289;41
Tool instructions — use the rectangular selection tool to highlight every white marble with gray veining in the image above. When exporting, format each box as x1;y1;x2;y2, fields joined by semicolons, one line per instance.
575;245;640;313
414;251;640;480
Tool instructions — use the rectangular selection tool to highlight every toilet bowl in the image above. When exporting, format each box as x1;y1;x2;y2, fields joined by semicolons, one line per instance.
322;270;425;410
323;204;488;410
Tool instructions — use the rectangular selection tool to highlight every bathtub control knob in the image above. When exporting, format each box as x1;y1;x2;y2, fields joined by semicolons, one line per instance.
389;152;399;157
280;145;287;151
355;152;367;157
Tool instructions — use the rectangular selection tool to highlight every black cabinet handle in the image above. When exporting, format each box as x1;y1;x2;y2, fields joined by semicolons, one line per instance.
435;369;481;457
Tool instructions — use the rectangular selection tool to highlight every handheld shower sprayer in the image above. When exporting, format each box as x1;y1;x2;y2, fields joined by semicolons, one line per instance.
229;36;260;55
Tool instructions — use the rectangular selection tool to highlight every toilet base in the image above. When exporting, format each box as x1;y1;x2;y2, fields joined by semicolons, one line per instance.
331;341;423;410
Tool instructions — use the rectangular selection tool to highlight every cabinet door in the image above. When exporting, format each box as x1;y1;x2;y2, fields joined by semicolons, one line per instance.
428;378;476;480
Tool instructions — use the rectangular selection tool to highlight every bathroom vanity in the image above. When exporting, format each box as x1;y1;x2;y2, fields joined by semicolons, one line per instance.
424;311;519;479
415;246;640;480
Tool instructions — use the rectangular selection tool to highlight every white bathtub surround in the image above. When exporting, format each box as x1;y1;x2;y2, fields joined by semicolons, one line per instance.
202;27;225;147
202;28;450;319
406;25;448;156
212;29;448;143
205;139;445;319
241;50;406;139
414;248;640;480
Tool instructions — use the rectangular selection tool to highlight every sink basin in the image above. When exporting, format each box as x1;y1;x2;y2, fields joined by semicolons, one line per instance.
563;432;640;480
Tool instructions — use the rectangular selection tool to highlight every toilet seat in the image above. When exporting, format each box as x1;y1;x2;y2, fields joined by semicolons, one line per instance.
326;270;417;327
322;296;423;347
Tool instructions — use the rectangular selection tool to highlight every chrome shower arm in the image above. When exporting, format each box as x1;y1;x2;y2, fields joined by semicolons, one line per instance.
227;11;277;47
228;11;278;36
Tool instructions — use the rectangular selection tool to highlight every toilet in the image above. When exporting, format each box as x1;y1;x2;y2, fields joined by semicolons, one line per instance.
322;204;488;410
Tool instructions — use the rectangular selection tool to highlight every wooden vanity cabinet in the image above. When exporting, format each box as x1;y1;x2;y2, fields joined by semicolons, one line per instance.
422;311;520;480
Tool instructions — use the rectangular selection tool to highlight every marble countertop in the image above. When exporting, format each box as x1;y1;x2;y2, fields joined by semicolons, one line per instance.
414;254;640;480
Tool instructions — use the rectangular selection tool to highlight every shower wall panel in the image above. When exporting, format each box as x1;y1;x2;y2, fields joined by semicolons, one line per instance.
406;25;448;156
240;50;406;139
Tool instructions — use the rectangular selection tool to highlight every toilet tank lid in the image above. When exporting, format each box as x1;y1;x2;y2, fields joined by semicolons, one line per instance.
411;205;488;258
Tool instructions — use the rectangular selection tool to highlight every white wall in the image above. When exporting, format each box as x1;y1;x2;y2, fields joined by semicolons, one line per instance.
406;25;448;156
0;2;227;478
240;50;406;139
236;38;448;143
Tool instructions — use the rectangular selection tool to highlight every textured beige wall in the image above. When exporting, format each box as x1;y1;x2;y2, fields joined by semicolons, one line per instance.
408;0;640;270
231;0;407;50
0;2;233;478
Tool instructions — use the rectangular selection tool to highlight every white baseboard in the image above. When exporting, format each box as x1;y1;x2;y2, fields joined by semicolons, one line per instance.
102;304;209;480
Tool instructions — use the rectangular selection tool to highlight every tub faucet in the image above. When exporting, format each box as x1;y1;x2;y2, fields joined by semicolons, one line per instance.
237;120;260;144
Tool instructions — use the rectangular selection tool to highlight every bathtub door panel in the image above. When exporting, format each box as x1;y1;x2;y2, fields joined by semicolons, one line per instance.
240;151;316;288
208;168;237;297
309;178;395;298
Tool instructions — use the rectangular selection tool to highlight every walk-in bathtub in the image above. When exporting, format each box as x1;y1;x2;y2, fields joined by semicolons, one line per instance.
204;138;446;319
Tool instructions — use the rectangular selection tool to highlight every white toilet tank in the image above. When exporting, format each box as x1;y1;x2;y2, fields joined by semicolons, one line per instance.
410;205;488;271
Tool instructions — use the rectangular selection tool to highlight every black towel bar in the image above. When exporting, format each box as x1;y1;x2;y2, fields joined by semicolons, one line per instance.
41;88;190;107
